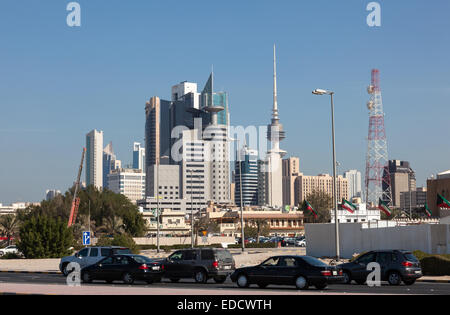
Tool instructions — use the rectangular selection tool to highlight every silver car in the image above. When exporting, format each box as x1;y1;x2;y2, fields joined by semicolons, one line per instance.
59;246;131;276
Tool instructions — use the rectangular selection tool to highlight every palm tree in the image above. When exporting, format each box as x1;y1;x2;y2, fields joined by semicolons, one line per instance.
0;214;19;246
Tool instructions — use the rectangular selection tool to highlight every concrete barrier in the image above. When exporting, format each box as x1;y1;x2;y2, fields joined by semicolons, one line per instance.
305;223;450;259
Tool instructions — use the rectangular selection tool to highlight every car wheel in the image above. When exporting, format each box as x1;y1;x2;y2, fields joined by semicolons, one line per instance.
388;271;401;286
237;274;249;288
82;272;92;284
257;283;268;289
295;276;309;290
214;276;227;284
342;271;352;284
194;269;207;284
170;278;180;283
315;283;327;290
122;272;134;285
403;279;416;286
0;252;4;257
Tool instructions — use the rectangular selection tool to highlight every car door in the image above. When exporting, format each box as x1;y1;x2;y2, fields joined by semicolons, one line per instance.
180;250;198;277
87;247;99;267
91;256;115;280
276;257;300;285
375;252;392;280
352;252;377;281
252;257;281;284
165;251;184;278
76;248;90;268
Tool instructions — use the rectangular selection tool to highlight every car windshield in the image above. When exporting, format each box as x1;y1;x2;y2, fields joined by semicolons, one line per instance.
301;256;329;267
403;253;419;262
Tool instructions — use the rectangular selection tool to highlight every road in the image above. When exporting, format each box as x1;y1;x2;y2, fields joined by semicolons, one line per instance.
0;272;449;295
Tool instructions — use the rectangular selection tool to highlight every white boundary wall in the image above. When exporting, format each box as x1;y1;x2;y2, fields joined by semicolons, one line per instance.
305;223;450;259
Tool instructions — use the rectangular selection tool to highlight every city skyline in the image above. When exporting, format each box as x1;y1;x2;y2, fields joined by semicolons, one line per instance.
1;1;450;203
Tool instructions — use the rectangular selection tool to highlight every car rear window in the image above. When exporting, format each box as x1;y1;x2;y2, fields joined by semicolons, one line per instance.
101;248;112;256
403;252;418;262
215;250;233;262
301;256;329;267
201;249;214;260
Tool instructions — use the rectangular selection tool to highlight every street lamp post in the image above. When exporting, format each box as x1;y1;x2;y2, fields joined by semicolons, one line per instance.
312;89;340;261
156;160;160;253
190;169;194;248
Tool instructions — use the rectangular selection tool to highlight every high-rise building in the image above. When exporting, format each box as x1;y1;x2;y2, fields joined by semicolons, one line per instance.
45;189;61;201
384;160;416;208
294;173;349;206
282;157;300;207
400;187;427;211
343;170;362;199
86;129;103;190
133;142;145;171
234;146;259;207
265;45;286;208
107;168;145;204
103;142;121;189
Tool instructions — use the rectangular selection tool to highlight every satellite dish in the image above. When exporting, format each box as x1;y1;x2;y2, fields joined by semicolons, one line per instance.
367;101;374;110
367;85;374;94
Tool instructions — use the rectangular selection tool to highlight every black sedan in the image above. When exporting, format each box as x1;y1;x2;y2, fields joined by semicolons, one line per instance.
230;255;344;290
81;254;164;284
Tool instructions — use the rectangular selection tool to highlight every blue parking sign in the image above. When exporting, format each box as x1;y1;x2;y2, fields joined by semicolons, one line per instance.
82;231;91;246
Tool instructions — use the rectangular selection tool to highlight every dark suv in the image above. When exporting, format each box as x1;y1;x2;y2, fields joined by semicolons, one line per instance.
338;250;422;286
162;248;235;284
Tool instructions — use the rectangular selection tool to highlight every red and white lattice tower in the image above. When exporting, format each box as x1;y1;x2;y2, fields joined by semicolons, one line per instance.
365;69;392;207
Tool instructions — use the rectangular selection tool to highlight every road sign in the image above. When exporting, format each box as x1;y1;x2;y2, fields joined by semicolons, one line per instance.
82;231;91;246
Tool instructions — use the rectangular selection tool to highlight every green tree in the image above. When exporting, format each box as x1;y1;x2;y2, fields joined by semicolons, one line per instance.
244;219;270;242
0;214;20;246
301;190;332;223
17;215;74;259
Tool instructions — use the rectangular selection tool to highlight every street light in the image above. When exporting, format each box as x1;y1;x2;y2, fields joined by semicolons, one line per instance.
312;88;340;261
190;169;194;248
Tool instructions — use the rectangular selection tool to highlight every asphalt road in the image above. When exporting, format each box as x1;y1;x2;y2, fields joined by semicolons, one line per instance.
0;272;449;295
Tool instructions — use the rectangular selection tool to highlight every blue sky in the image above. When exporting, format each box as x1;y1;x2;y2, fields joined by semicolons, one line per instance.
1;0;449;203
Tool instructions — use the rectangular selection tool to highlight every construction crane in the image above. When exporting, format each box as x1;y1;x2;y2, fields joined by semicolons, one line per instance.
68;148;86;227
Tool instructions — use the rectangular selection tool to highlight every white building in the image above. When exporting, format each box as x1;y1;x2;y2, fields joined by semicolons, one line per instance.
107;168;146;204
343;170;362;199
45;189;61;201
172;81;200;109
86;129;104;189
331;200;381;224
133;142;145;171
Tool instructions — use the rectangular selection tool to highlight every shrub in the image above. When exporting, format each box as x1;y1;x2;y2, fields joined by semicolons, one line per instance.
17;215;74;259
412;250;450;276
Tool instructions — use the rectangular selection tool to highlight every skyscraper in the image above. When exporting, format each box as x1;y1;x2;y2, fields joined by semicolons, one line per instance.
282;157;300;207
133;142;145;171
86;129;103;190
343;170;362;200
103;142;120;189
235;146;259;206
384;160;416;208
265;45;286;208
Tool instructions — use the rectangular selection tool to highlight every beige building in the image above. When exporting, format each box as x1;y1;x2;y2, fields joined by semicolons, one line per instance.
107;168;145;204
208;209;304;237
294;173;349;205
141;208;190;236
282;157;300;207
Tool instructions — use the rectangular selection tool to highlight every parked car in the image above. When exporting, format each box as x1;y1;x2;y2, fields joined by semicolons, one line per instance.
59;246;132;276
81;254;163;284
0;245;21;257
338;250;422;286
296;239;306;247
162;248;235;284
231;255;343;290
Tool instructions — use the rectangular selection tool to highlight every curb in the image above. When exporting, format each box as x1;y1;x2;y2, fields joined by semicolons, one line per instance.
417;279;450;284
0;292;46;296
0;270;61;275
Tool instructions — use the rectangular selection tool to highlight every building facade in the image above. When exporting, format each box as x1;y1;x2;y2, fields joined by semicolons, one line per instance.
343;170;362;199
107;168;146;204
427;170;450;217
282;157;300;207
294;173;349;205
385;160;416;208
133;142;146;171
86;129;103;189
234;146;259;207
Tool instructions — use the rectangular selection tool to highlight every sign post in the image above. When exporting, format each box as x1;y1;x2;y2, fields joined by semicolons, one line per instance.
82;231;91;246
